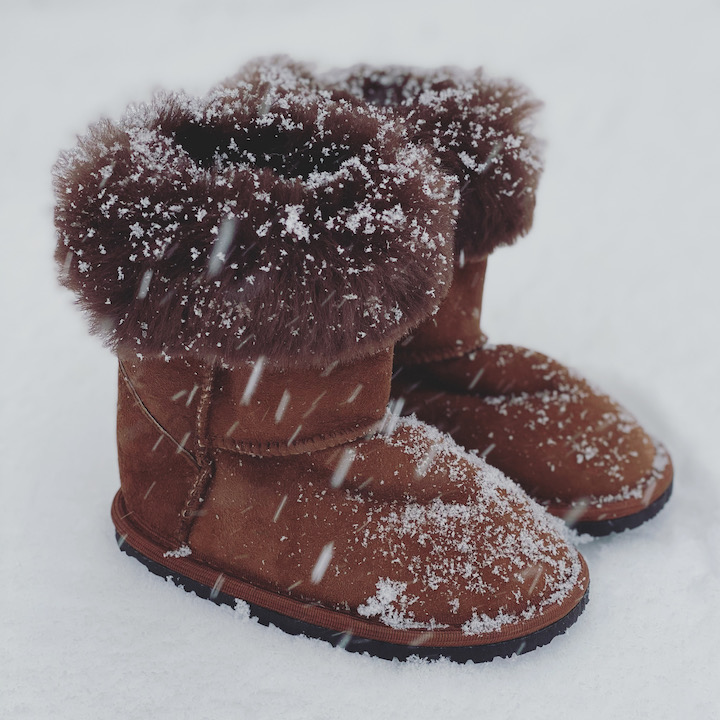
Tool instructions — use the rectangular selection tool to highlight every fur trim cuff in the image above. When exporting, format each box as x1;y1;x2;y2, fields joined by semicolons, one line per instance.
54;87;457;367
323;65;543;261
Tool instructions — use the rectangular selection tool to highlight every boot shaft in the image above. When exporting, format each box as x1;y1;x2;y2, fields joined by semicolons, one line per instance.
396;259;487;364
117;350;393;545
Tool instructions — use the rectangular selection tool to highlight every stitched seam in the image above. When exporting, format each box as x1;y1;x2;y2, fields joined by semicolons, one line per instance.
212;414;384;457
119;360;199;468
195;365;215;452
178;365;216;541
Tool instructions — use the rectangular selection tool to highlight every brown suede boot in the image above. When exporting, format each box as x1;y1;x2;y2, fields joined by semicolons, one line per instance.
54;82;589;660
394;258;673;536
322;64;673;536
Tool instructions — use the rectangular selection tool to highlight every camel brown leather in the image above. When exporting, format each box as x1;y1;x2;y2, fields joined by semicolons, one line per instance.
114;348;589;649
396;260;488;364
393;259;674;528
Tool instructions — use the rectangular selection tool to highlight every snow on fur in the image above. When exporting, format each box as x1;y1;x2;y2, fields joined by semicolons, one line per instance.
322;64;543;261
218;55;317;99
54;86;457;366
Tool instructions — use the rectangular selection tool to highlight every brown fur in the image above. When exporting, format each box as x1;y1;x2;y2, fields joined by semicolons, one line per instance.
54;86;457;367
323;65;543;261
218;55;317;97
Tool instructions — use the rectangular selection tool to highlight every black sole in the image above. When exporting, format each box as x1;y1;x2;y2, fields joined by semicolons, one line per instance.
570;482;673;537
116;533;589;663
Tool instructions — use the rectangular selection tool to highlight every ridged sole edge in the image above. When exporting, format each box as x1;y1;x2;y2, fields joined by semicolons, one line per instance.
569;482;673;537
116;532;589;663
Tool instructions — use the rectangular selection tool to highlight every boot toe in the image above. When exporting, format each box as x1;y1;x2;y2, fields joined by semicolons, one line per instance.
396;343;674;534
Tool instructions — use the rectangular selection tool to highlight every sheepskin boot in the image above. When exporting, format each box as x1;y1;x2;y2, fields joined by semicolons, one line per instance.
54;84;589;661
323;65;674;536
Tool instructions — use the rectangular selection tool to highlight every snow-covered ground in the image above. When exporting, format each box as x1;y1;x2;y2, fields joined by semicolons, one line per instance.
2;1;719;718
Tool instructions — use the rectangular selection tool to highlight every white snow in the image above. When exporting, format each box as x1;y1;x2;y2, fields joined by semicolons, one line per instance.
1;2;719;720
330;447;356;488
206;216;238;278
357;578;429;630
163;545;192;559
311;541;335;584
274;389;291;423
240;355;265;405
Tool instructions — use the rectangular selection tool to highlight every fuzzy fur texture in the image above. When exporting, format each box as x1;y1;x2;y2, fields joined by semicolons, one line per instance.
321;65;543;262
54;86;457;367
218;55;317;98
221;58;544;261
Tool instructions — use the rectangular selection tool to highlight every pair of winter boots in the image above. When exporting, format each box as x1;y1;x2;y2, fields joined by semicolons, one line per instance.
54;58;673;662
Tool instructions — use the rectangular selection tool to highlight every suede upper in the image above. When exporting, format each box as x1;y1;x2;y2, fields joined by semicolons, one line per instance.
116;353;588;644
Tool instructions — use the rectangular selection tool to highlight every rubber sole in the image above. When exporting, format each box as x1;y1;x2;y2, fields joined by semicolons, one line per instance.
116;532;589;663
568;482;673;537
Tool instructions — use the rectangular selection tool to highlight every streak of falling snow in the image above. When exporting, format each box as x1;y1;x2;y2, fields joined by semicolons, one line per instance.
641;478;658;507
331;449;355;488
414;444;438;478
207;216;237;278
273;494;288;523
382;397;405;437
210;574;225;600
235;333;256;351
61;251;73;279
302;391;326;418
336;633;352;650
241;356;265;405
176;431;191;453
353;518;371;534
409;631;435;647
526;565;543;595
345;384;363;404
320;361;338;378
287;424;303;446
275;390;291;423
186;384;199;407
563;498;590;528
480;443;496;458
468;367;485;390
136;268;153;300
311;542;334;584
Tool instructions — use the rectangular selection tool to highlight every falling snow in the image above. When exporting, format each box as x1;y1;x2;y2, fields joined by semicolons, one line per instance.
5;5;719;719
